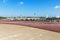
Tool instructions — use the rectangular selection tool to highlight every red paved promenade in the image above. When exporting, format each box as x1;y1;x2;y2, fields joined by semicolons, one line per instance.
0;20;60;33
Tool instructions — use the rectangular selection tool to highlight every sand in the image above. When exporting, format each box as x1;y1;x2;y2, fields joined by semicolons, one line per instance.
0;24;59;40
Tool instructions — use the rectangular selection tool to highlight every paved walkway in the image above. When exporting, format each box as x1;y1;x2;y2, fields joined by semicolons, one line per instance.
0;24;60;40
0;20;60;32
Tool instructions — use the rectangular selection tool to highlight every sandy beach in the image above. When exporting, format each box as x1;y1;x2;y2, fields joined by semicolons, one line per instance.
0;24;59;40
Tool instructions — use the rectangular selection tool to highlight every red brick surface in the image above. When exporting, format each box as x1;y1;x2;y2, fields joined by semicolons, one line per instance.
0;20;60;33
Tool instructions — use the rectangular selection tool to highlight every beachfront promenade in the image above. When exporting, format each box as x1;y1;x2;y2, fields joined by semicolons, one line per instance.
0;20;60;32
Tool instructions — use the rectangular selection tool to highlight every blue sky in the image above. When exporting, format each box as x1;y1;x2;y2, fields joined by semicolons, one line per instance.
0;0;60;17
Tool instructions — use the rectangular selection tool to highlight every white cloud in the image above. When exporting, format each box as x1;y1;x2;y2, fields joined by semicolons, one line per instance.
54;6;60;9
20;1;24;5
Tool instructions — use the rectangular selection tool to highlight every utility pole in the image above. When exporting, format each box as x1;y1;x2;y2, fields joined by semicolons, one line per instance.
34;13;36;17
